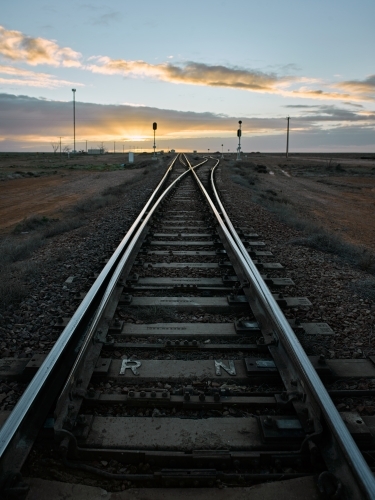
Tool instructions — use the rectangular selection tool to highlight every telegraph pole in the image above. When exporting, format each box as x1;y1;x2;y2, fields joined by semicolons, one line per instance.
221;143;224;159
72;89;76;153
85;140;87;153
114;141;116;154
286;116;290;159
59;137;61;157
236;120;242;161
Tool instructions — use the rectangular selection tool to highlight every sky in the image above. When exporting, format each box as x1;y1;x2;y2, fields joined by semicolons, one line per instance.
0;0;374;152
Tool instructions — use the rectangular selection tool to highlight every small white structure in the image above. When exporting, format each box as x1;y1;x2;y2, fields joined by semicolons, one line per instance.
128;152;134;163
170;149;176;153
88;148;104;155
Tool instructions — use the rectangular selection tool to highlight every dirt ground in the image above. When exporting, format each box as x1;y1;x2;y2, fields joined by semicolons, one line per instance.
0;152;166;234
226;153;375;250
1;151;375;249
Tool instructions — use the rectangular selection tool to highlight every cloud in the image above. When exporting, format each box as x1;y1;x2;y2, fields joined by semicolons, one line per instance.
280;104;375;125
290;89;353;101
87;57;285;92
284;104;320;108
335;74;375;100
0;25;82;67
342;102;364;108
90;11;122;26
0;93;373;141
0;94;374;152
0;92;260;140
0;64;83;88
1;24;374;105
87;56;375;103
295;105;375;123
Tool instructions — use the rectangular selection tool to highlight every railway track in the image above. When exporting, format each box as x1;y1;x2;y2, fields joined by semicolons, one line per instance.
1;154;375;498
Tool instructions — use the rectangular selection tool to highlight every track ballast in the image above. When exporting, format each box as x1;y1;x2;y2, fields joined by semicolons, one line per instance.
1;154;375;499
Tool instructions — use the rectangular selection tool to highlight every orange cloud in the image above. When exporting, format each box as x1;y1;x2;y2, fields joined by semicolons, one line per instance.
87;57;282;92
87;57;375;103
290;89;353;100
1;25;374;105
0;64;83;88
0;25;82;67
334;75;375;100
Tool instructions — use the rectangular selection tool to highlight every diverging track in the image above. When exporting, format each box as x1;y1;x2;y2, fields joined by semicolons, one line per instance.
0;153;375;498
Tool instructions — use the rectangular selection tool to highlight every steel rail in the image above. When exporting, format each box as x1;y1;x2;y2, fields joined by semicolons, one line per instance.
0;156;183;471
184;153;375;499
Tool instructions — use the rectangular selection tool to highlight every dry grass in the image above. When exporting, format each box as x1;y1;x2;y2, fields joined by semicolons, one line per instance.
13;215;51;234
0;235;45;266
43;218;84;238
227;162;375;275
0;261;41;307
291;230;375;273
0;272;26;307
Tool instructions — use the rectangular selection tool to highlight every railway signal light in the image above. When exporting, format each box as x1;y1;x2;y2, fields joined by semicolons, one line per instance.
152;122;157;159
236;120;242;161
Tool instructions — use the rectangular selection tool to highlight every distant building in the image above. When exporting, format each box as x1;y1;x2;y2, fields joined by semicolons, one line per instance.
170;149;176;153
88;148;105;155
193;150;197;153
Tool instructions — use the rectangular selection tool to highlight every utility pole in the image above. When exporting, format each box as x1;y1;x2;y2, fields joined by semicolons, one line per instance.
153;122;157;160
59;137;61;157
221;143;224;159
236;120;242;161
114;141;116;154
85;140;87;153
72;89;76;153
286;116;290;159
